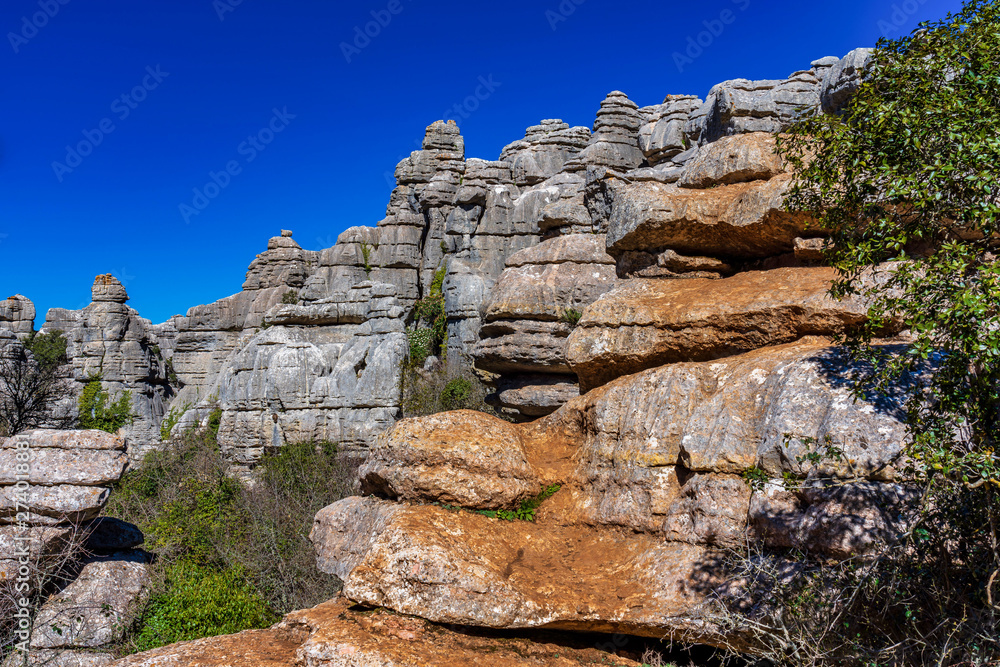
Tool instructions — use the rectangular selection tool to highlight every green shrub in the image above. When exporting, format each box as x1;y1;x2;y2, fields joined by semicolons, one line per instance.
440;377;473;410
23;330;68;372
281;290;299;305
131;561;277;653
206;408;222;441
159;403;189;441
78;379;132;433
106;426;356;656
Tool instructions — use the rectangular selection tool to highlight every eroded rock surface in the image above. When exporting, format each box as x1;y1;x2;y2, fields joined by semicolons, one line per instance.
109;598;648;667
566;268;868;391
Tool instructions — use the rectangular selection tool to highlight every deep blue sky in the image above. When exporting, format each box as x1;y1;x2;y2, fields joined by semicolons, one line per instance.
1;0;964;324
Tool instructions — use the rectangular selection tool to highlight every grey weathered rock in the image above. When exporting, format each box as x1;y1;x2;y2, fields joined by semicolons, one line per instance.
212;282;408;462
43;277;173;450
821;48;872;116
678;133;785;189
500;120;591;187
638;95;702;166
31;552;151;649
685;64;830;144
0;294;35;339
0;430;127;525
4;650;114;666
564;92;646;173
473;235;617;418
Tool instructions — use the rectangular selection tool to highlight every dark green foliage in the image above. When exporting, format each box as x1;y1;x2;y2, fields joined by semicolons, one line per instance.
440;377;473;410
753;2;1000;663
130;561;278;654
281;290;299;305
107;426;356;656
78;379;132;433
206;408;222;440
408;263;449;364
23;330;68;372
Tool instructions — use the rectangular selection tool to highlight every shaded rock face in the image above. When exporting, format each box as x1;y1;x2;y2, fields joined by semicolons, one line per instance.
473;234;617;419
42;276;172;450
0;431;148;667
312;339;911;651
108;598;650;667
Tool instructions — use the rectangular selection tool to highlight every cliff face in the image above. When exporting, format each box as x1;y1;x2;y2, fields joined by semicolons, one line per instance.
27;47;918;665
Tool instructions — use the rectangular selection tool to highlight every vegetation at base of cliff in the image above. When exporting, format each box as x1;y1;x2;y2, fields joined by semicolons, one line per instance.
400;361;508;420
0;332;71;436
740;1;1000;664
78;377;133;433
105;422;356;656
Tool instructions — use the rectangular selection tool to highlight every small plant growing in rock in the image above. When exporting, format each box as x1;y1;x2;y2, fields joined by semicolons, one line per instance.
78;378;133;433
559;307;583;326
159;403;189;441
359;242;374;275
281;290;299;305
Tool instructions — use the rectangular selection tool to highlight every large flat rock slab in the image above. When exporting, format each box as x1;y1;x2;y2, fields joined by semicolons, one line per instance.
312;498;732;646
566;267;867;391
109;597;648;667
605;175;811;259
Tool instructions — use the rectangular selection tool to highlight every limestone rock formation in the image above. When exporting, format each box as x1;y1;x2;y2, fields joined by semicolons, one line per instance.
821;48;872;115
473;234;617;418
564;92;645;173
41;276;173;450
212;282;408;463
311;338;910;651
0;430;148;667
0;294;35;339
566;267;869;391
0;430;126;526
30;551;151;651
109;598;648;667
677;132;785;189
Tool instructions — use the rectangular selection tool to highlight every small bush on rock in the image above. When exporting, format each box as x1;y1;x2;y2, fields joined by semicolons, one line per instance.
78;378;132;433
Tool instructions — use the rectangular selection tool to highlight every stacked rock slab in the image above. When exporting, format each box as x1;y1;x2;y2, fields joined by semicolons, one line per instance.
473;235;617;419
0;294;36;340
212;282;407;464
42;276;173;451
311;335;913;652
109;598;648;667
0;431;149;666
